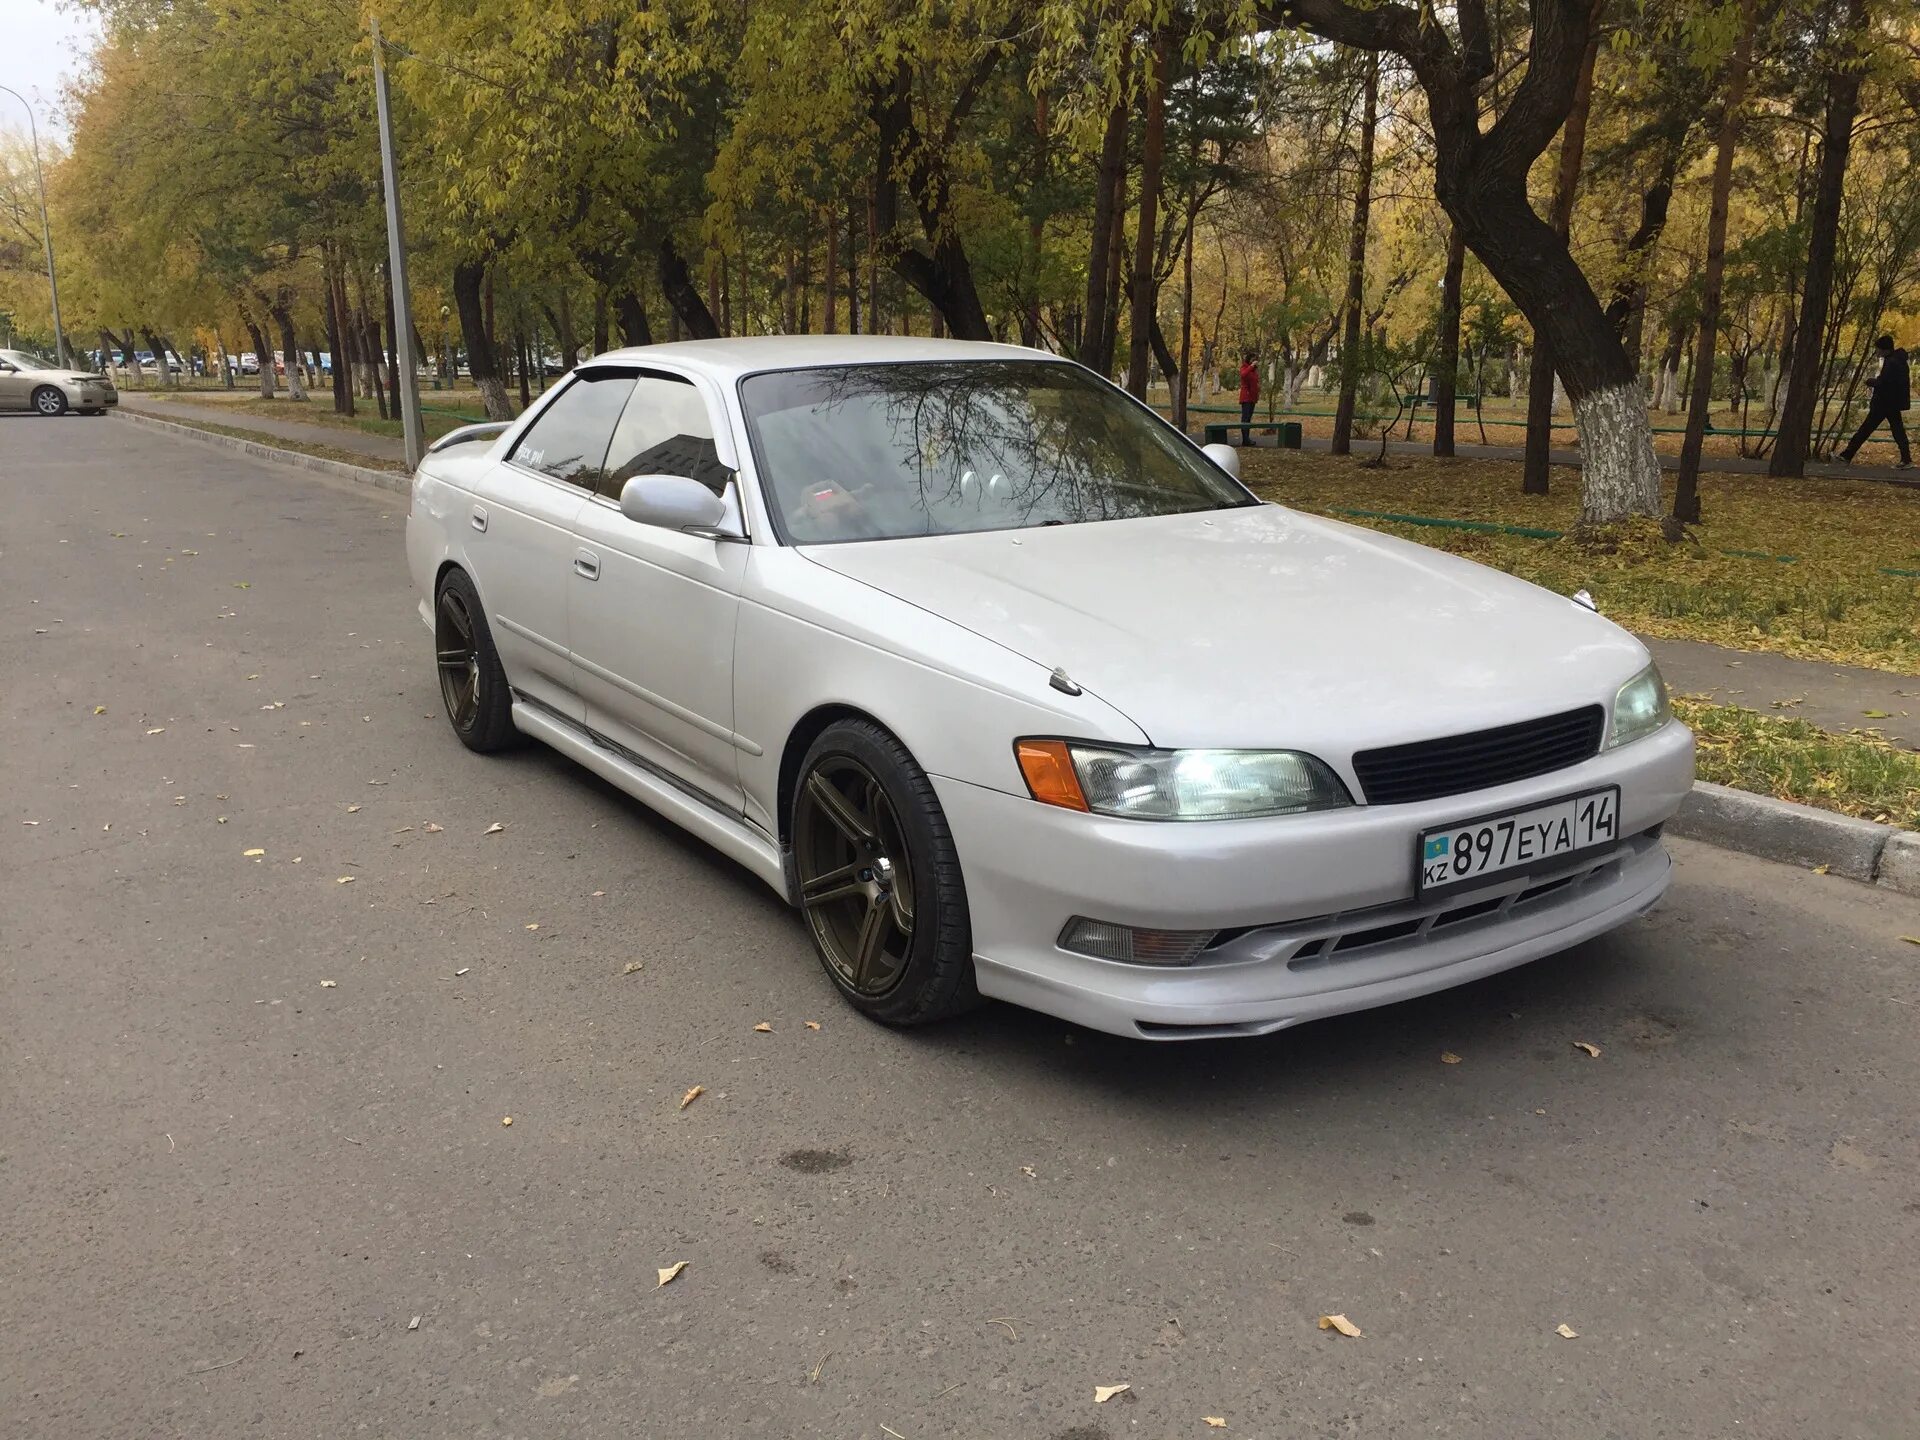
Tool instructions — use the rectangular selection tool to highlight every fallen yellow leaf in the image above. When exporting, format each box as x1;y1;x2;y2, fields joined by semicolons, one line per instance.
679;1085;705;1110
93;706;106;715
423;823;444;833
1317;1313;1363;1338
1900;936;1920;947
1204;1420;1227;1430
502;1116;513;1126
145;727;166;735
1573;1041;1602;1058
657;1261;689;1287
622;962;643;976
484;822;504;835
243;848;265;857
1556;1323;1579;1339
1440;1051;1462;1065
1093;1383;1130;1404
346;804;361;813
1812;864;1831;875
319;980;336;988
524;923;540;931
336;876;355;885
804;1020;821;1030
753;1021;773;1033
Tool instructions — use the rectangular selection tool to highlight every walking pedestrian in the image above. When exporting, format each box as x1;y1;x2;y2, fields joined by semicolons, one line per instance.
1840;334;1911;468
1238;350;1260;445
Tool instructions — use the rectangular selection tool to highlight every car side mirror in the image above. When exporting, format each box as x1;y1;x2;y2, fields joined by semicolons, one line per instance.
618;473;731;535
1201;442;1240;479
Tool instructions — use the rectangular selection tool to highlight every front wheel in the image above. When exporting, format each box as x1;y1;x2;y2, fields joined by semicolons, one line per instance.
791;720;979;1026
32;386;68;417
434;569;518;752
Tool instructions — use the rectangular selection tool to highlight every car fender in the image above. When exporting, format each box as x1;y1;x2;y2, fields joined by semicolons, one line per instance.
734;547;1149;838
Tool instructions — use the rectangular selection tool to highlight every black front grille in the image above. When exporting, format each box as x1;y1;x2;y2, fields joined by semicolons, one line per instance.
1352;705;1604;805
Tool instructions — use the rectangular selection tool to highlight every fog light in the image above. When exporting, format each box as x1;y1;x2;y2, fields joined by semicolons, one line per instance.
1058;917;1215;965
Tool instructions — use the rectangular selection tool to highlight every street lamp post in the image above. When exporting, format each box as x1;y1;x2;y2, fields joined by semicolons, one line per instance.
0;84;68;368
368;16;425;470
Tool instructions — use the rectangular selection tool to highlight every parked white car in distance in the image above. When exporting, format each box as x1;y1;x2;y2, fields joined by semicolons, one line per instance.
405;336;1693;1039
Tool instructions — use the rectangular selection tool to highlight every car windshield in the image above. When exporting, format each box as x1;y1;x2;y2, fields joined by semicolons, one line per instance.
739;360;1253;544
1;349;59;370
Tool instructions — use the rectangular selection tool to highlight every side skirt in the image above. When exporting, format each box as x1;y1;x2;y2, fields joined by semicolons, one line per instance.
510;699;792;902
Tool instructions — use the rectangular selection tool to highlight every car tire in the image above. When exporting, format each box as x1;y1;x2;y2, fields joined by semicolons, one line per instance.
434;568;518;753
32;386;68;417
790;719;980;1026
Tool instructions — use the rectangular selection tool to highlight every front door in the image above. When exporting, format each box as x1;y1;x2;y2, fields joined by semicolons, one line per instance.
567;372;749;813
469;370;636;723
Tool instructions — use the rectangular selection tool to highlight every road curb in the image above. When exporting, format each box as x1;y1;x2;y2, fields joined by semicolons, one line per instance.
1670;782;1917;895
113;406;409;496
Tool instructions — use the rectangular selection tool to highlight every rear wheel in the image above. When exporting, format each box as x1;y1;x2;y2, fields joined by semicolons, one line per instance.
791;720;978;1026
31;386;67;417
434;569;517;752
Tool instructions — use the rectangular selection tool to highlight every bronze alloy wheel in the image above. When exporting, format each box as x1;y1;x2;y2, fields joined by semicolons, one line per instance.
792;755;917;997
435;585;482;732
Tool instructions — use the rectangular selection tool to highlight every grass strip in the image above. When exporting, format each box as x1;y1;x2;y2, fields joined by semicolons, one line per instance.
1675;698;1919;831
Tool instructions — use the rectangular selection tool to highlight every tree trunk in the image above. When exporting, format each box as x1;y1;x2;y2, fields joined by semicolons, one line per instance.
1078;57;1130;370
515;327;532;410
823;207;839;334
615;290;653;347
242;320;274;398
591;290;610;357
657;239;722;339
846;195;862;335
1675;0;1760;524
1523;23;1599;495
453;260;515;421
1176;210;1195;432
325;262;352;416
1770;0;1868;476
1125;34;1170;398
1331;54;1378;458
1604;149;1680;377
868;61;995;341
271;295;306;401
1433;224;1466;456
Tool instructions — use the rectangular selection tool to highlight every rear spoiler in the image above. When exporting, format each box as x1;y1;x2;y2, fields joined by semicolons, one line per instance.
427;420;512;456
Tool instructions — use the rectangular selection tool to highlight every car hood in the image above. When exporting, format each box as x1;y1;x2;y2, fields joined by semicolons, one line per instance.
798;504;1649;752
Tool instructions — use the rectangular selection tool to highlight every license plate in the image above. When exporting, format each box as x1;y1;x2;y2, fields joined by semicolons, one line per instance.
1418;786;1619;894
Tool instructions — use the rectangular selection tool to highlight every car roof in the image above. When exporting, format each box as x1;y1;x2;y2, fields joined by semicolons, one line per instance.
580;334;1064;383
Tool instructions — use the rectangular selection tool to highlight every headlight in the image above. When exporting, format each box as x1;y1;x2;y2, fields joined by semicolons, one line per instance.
1607;663;1670;749
1016;739;1351;820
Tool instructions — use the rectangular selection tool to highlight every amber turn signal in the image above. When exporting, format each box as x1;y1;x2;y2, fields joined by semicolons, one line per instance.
1015;739;1090;812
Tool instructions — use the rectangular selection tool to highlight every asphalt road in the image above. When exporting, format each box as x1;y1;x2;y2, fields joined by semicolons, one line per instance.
5;415;1919;1439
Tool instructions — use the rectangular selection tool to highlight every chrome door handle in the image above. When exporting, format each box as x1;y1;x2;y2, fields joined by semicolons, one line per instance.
470;506;489;532
573;550;600;581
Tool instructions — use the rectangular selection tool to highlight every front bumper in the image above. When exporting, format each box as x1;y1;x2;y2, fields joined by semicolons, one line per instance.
933;719;1693;1039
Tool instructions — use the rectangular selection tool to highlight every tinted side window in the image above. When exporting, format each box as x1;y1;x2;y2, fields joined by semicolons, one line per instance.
602;374;731;500
509;372;636;491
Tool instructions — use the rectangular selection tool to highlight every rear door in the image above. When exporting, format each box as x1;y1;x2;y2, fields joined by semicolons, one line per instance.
464;370;636;723
566;370;750;812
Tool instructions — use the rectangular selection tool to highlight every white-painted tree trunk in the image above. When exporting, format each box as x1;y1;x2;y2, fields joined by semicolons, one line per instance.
1307;363;1324;392
286;358;307;402
1286;367;1305;406
1658;362;1682;413
1575;381;1663;525
126;352;145;387
1551;374;1567;415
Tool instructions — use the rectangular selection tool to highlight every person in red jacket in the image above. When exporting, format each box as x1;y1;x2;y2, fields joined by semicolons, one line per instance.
1238;351;1260;445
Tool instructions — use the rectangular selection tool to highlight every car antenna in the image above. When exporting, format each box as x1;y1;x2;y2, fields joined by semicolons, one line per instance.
1049;667;1083;697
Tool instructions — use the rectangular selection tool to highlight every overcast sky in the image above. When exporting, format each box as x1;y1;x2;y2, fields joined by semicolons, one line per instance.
0;0;100;139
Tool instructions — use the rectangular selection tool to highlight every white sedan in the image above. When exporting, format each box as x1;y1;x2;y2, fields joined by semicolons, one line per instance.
405;337;1693;1040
